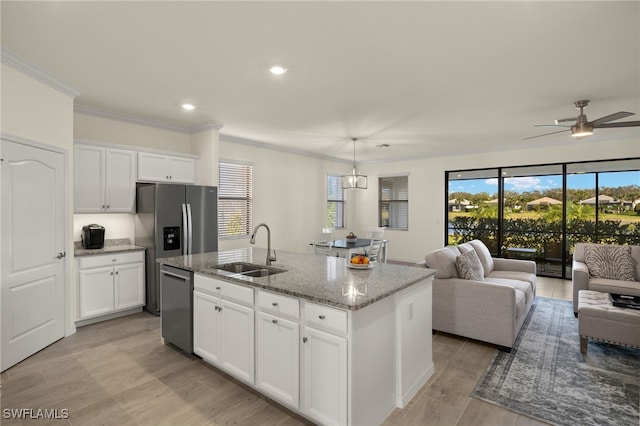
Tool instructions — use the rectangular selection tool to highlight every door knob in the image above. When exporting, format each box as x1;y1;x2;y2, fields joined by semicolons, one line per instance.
55;252;66;259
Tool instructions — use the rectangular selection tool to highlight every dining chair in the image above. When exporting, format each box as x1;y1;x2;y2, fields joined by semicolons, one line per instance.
312;232;334;256
366;227;385;240
321;227;335;241
366;238;385;262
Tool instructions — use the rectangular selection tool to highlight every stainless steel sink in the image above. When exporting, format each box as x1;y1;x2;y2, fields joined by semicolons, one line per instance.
213;262;287;277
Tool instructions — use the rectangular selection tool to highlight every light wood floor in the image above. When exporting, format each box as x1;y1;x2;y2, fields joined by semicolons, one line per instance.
1;277;569;426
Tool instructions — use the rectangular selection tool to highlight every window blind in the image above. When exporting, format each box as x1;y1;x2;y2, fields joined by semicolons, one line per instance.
327;174;345;228
218;161;253;238
379;176;408;229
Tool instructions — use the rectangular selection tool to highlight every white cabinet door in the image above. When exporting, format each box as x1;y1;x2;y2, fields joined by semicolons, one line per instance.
74;144;106;213
105;149;136;212
220;299;255;383
78;266;115;318
302;326;348;426
257;312;299;407
114;262;144;310
137;152;169;182
193;290;222;365
168;156;196;183
137;152;196;183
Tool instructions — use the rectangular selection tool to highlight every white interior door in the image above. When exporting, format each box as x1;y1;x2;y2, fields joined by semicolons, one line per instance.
1;139;66;372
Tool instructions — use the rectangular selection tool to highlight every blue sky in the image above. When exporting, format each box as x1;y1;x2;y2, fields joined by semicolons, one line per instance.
450;171;639;195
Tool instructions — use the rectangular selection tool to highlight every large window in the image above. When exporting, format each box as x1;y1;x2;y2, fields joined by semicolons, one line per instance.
327;174;345;228
446;158;639;278
379;175;408;230
218;160;253;239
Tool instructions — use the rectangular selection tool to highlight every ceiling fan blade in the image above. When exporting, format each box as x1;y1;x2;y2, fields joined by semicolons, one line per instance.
593;120;640;128
523;129;570;140
534;124;571;128
591;111;634;125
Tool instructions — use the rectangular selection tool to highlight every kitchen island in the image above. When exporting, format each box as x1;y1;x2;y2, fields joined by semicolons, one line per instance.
158;248;436;426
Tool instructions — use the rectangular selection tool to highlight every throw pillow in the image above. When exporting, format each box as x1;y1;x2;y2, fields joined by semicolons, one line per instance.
455;250;484;281
584;244;636;281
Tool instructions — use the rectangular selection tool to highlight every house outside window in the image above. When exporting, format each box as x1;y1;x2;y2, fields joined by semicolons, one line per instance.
218;160;253;239
327;174;345;228
379;175;408;230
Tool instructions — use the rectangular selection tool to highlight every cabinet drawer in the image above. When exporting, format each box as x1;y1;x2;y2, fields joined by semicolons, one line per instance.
258;290;299;319
304;302;347;334
79;251;144;269
194;274;254;306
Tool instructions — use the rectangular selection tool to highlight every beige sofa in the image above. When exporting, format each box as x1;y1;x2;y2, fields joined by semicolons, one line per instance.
572;243;640;315
421;240;536;351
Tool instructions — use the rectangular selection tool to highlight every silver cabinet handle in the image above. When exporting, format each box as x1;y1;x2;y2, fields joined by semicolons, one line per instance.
319;315;326;320
272;302;278;306
272;319;278;324
303;337;308;343
216;286;221;290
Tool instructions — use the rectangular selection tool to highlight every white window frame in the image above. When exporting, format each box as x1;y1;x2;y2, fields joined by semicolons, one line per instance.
218;159;253;239
379;174;409;230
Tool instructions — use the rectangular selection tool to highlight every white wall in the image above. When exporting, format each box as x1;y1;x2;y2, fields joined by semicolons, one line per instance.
1;63;76;333
218;139;352;254
357;136;640;262
74;113;191;153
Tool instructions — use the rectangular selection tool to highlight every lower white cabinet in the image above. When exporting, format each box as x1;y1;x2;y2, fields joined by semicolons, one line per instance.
256;311;300;408
191;273;434;426
193;275;254;384
76;251;145;321
302;324;348;426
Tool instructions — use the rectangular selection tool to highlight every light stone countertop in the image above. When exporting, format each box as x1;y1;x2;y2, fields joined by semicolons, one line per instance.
157;247;436;311
74;238;145;257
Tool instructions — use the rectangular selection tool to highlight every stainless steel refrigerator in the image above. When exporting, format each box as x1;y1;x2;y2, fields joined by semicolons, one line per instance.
135;183;218;315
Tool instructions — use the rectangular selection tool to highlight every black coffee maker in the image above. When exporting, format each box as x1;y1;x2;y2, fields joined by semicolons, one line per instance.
81;224;105;249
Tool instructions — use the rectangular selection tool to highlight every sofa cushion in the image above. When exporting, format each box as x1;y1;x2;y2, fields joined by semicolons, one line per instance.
455;250;484;281
484;277;535;304
488;270;536;287
589;278;640;298
425;246;461;279
457;242;474;254
584;244;636;281
468;239;495;275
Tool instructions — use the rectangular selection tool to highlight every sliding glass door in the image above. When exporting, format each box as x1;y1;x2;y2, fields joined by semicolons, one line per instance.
446;158;639;279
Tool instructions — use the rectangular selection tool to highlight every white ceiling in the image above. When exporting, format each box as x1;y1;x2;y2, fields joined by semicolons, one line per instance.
2;1;639;163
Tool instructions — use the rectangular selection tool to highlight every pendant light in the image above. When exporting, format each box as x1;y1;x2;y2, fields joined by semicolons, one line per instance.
341;138;367;190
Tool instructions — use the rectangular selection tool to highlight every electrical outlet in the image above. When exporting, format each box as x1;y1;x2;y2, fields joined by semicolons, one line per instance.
408;301;414;320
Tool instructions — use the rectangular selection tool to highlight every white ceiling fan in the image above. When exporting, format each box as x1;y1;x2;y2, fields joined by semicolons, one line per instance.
524;100;640;140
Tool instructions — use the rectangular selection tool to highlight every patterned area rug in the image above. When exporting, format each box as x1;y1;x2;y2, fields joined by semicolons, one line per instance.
472;297;640;426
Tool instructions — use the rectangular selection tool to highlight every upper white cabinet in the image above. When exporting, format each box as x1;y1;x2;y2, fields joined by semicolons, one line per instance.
74;144;136;213
137;152;196;184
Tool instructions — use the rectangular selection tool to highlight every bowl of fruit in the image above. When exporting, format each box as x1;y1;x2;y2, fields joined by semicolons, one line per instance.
348;254;372;269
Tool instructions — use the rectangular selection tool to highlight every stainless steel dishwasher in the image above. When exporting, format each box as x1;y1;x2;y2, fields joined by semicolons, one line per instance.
160;264;193;354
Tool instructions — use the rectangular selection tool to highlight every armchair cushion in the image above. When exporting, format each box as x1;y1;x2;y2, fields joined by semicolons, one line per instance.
455;250;484;281
583;244;635;281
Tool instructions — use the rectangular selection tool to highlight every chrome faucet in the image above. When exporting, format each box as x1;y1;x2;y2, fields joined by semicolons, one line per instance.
249;223;277;266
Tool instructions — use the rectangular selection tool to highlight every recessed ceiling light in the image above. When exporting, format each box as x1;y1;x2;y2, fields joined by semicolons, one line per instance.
270;66;287;75
182;103;195;111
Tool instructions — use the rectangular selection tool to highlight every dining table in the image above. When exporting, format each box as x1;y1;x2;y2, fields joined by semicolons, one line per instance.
324;238;389;262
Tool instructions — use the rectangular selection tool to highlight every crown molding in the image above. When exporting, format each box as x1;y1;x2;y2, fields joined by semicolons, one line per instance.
220;134;352;165
1;47;81;98
190;121;224;132
75;104;224;134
